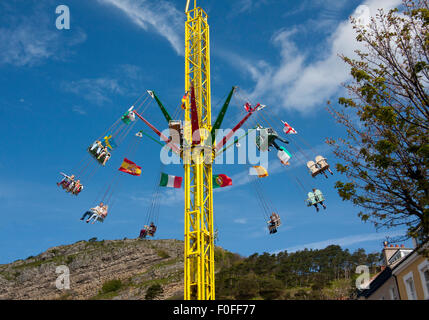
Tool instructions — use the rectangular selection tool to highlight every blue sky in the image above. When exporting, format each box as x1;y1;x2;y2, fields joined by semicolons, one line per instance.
0;0;412;265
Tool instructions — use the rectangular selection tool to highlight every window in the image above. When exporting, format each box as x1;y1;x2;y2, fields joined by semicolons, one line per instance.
403;272;417;300
418;260;429;300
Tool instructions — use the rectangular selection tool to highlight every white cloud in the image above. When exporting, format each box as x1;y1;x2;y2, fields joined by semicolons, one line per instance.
72;106;87;115
233;218;248;224
130;188;183;207
233;0;270;14
275;229;406;253
97;0;184;55
221;0;402;113
61;64;146;106
62;77;125;105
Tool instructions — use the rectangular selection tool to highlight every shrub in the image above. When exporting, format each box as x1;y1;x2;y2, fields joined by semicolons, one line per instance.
145;283;163;300
101;279;122;294
156;249;170;259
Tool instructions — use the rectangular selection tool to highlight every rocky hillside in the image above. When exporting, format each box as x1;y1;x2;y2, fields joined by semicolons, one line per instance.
0;238;186;300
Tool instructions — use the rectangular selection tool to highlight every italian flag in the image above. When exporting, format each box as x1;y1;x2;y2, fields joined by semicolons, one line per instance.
159;173;182;188
213;174;232;188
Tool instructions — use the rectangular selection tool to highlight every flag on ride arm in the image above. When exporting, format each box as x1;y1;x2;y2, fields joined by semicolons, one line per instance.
118;158;142;176
213;174;232;188
181;92;188;109
104;135;117;150
282;120;297;134
249;166;268;178
160;173;182;188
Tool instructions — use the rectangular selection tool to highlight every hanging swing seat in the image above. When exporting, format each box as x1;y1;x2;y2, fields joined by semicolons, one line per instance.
306;190;325;206
168;120;183;145
141;225;157;237
255;127;278;151
307;160;322;177
88;142;111;166
267;213;281;234
121;108;136;124
315;155;333;177
278;147;291;165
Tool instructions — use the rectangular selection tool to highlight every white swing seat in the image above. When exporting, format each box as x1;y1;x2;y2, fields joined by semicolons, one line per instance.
315;156;330;171
307;160;321;177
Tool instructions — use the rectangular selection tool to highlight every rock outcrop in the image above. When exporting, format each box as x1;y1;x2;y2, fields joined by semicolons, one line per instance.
0;238;185;300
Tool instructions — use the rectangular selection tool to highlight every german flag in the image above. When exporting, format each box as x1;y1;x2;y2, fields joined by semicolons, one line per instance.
118;158;141;176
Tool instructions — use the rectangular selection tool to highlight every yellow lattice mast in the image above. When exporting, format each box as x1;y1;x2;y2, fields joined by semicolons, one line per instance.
183;0;215;300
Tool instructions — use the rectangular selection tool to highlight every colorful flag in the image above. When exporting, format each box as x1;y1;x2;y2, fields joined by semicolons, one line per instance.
249;166;268;178
213;174;232;188
103;135;117;150
180;92;188;109
118;158;142;176
160;173;182;188
244;102;251;112
282;121;297;134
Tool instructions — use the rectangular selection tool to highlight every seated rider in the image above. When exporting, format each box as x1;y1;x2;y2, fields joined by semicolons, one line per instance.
267;213;278;234
90;140;104;156
90;204;108;224
57;173;75;189
80;202;103;221
66;179;76;193
313;188;326;210
139;227;148;239
97;146;111;166
72;180;83;195
148;222;157;236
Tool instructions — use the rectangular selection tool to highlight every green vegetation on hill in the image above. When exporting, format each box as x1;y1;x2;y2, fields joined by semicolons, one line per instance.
215;245;381;300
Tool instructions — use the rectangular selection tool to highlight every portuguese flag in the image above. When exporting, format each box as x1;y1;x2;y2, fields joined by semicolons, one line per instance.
213;174;232;188
160;173;182;188
118;158;142;176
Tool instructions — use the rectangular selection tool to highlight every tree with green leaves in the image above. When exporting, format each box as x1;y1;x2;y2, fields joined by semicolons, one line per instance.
327;0;429;242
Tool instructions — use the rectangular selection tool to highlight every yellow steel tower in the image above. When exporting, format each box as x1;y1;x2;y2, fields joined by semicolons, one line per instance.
183;0;215;300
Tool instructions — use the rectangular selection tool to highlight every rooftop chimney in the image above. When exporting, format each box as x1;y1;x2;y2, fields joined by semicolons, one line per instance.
382;245;399;266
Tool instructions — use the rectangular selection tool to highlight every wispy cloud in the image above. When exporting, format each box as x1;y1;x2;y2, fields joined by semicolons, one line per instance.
232;0;270;14
130;188;183;208
233;218;248;224
72;106;87;115
62;77;125;105
97;0;184;55
0;2;86;67
61;64;146;106
274;230;406;253
220;0;401;113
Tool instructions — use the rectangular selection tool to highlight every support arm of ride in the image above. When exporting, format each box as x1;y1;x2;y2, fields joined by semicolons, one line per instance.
214;103;261;151
147;90;172;124
133;110;181;155
210;86;236;146
189;84;201;145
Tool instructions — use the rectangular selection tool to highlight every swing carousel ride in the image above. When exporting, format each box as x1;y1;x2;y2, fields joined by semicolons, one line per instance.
55;0;334;300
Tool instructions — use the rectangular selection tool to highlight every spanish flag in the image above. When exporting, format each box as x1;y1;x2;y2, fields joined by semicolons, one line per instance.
118;158;142;176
